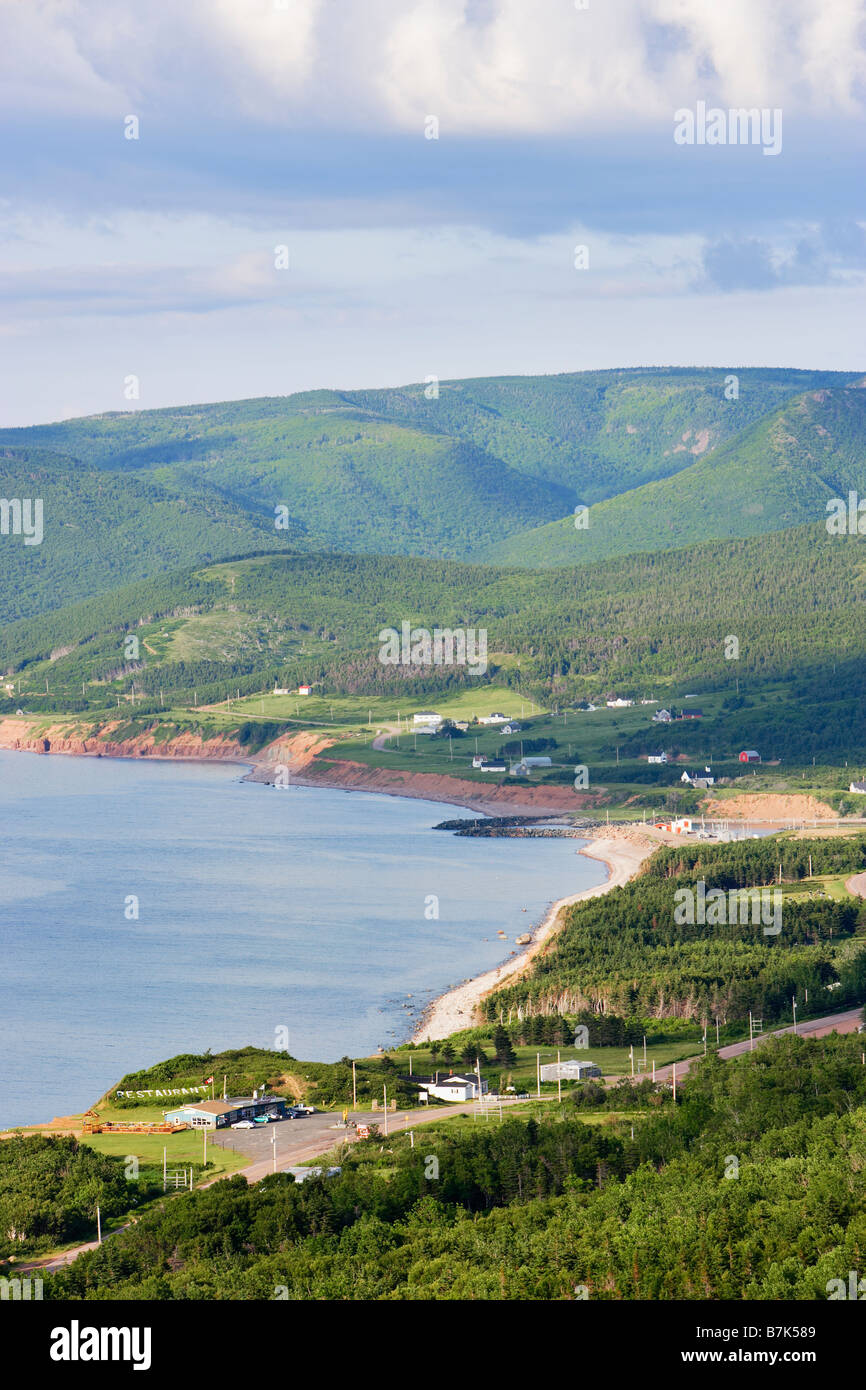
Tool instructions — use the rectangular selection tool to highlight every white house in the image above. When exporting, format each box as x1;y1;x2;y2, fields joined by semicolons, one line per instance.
500;723;521;735
654;816;693;834
478;712;509;725
606;697;633;708
273;686;289;695
850;781;866;794
653;709;673;723
539;1060;602;1082
509;762;530;777
298;684;312;696
647;753;668;764
419;1074;489;1103
413;711;442;727
473;754;506;771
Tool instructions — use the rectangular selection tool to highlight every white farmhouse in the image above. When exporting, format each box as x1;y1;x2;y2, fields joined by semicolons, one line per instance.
419;1074;489;1103
413;711;442;728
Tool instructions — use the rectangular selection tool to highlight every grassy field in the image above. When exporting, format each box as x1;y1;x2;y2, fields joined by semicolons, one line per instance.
79;1128;248;1182
393;1038;707;1086
218;685;546;728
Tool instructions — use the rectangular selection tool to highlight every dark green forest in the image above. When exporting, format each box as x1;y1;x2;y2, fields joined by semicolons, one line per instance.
28;1034;866;1300
486;836;866;1023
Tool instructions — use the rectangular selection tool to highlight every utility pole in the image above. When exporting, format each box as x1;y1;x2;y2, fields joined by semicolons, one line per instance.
557;1050;562;1103
96;1205;102;1244
272;1131;277;1174
536;1052;541;1099
352;1060;357;1109
792;997;798;1034
383;1085;388;1135
672;1064;677;1102
203;1126;207;1169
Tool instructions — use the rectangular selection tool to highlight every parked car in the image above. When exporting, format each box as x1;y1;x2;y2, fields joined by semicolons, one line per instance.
231;1119;256;1129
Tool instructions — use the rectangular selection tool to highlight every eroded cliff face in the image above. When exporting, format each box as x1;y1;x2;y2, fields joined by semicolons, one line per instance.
0;718;601;814
0;717;245;761
291;756;607;814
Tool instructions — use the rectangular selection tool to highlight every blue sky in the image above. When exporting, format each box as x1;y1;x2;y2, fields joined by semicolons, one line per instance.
1;0;864;424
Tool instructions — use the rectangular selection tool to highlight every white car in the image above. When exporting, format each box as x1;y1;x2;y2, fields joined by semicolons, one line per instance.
231;1119;256;1129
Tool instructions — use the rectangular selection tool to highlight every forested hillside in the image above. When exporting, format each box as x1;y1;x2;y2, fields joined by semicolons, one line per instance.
486;836;866;1025
2;368;863;624
482;383;866;566
0;447;291;623
35;1034;866;1300
2;524;865;739
343;366;859;500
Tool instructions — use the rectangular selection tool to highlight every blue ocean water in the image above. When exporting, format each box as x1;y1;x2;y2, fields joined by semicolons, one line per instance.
0;751;606;1128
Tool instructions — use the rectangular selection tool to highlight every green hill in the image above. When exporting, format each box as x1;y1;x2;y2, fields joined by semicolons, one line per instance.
343;366;860;501
4;524;866;764
480;382;866;566
3;369;863;617
0;399;573;576
0;447;294;624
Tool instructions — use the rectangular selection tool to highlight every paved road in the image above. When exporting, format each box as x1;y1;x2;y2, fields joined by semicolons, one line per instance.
206;1096;530;1185
17;1223;131;1275
653;1006;864;1083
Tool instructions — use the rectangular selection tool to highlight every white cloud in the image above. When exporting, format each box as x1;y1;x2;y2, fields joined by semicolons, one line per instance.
0;0;863;130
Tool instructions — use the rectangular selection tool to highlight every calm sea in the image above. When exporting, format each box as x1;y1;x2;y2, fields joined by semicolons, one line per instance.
0;751;606;1128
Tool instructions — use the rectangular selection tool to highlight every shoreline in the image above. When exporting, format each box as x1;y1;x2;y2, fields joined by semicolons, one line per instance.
410;830;657;1042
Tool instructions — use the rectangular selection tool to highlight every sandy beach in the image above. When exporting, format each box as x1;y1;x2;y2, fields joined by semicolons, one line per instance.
412;830;656;1041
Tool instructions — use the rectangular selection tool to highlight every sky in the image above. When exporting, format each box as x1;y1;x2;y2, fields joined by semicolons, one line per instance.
1;0;864;425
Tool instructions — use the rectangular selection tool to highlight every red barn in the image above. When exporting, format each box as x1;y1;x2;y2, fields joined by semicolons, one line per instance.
739;750;760;763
